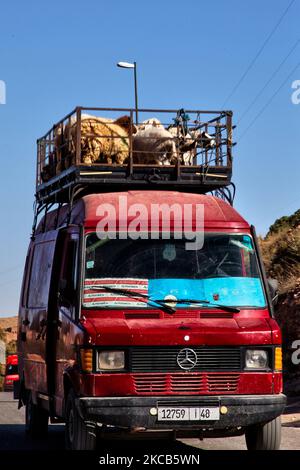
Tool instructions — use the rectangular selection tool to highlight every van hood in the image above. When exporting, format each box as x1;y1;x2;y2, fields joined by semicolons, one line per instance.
82;313;274;346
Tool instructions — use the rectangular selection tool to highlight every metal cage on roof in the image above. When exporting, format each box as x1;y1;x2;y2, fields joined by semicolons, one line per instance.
35;107;234;205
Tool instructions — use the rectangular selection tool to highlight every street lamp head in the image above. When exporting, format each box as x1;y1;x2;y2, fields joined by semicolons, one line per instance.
117;61;135;69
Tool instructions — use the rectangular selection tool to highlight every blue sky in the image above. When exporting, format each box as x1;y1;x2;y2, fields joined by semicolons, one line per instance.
0;0;299;316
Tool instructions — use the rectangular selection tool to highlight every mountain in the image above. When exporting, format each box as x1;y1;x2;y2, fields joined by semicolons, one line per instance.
259;209;300;395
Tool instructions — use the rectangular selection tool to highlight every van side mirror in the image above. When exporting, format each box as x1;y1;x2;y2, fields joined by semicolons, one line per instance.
267;278;279;305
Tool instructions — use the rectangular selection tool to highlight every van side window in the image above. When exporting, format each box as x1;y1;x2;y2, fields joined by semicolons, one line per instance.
28;242;55;308
58;234;79;308
21;250;31;307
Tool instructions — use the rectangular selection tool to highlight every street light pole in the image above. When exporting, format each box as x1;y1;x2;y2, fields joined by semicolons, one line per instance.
133;62;138;125
117;61;138;125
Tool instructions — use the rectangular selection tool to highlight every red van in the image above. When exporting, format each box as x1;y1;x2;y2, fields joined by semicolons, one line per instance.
16;107;286;450
17;191;285;449
4;354;19;391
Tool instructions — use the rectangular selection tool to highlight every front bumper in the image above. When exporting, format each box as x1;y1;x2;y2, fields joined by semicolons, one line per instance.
76;394;286;430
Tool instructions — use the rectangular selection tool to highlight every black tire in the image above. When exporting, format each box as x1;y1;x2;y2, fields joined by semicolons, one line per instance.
245;416;282;450
25;391;49;438
65;389;97;450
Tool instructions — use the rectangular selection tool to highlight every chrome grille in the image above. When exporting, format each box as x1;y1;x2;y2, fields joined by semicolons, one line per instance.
129;347;241;372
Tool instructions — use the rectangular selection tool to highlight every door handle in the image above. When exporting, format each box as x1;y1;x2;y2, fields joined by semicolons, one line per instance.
36;318;47;341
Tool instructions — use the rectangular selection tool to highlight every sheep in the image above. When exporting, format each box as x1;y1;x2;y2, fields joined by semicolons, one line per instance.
137;117;164;130
132;118;178;165
55;114;137;173
46;113;217;181
132;117;216;166
167;126;196;165
168;125;216;165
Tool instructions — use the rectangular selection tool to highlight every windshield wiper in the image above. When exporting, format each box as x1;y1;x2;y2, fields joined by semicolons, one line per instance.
155;298;240;313
87;285;176;315
87;286;240;313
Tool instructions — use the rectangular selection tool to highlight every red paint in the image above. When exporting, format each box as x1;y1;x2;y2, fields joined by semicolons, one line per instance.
79;371;278;397
81;310;276;346
17;191;284;425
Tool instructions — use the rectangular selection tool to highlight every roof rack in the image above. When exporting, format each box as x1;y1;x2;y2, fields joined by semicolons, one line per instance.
35;107;234;205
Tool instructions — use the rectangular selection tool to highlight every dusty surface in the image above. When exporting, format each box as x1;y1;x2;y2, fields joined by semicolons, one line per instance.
0;392;299;451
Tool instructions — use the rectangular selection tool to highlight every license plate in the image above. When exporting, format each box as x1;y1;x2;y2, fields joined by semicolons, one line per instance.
157;407;220;421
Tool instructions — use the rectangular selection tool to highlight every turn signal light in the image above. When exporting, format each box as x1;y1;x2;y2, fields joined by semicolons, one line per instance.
274;347;282;371
80;349;93;372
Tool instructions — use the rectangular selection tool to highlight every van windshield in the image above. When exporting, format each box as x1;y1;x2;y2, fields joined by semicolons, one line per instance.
83;233;266;309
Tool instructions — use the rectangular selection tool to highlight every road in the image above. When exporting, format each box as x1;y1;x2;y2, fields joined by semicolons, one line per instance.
0;392;300;451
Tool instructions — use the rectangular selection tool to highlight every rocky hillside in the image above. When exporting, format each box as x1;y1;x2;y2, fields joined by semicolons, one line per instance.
259;209;300;395
0;316;17;344
0;316;17;357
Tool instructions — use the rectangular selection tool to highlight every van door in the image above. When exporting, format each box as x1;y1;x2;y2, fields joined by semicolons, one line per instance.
46;227;82;417
22;231;59;394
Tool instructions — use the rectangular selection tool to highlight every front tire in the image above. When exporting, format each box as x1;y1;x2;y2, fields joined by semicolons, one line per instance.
245;416;282;450
25;390;49;438
65;389;97;450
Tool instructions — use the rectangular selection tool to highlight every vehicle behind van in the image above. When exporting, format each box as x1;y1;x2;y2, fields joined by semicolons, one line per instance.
4;354;18;391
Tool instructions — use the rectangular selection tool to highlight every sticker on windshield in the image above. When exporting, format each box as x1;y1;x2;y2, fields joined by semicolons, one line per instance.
83;278;149;308
230;236;254;252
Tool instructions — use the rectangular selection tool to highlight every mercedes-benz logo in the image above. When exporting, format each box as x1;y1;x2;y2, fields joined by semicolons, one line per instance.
177;348;198;370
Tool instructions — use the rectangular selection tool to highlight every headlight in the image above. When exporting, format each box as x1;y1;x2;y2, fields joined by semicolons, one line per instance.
98;351;125;371
245;350;268;369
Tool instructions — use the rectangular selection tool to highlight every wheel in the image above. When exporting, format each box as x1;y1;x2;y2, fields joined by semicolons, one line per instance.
25;390;49;438
245;416;282;450
65;389;97;450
